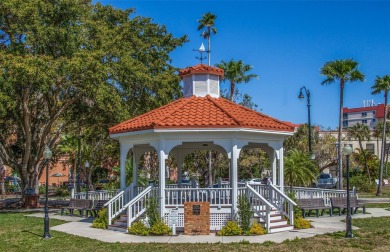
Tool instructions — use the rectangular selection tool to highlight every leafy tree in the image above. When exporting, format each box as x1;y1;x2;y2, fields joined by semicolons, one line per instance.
352;149;378;179
238;148;270;179
284;149;318;190
197;12;217;65
239;94;259;111
347;123;372;182
371;75;390;195
0;0;187;199
320;59;365;189
216;59;259;102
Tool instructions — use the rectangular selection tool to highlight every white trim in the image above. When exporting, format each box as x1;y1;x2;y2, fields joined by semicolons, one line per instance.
110;127;293;139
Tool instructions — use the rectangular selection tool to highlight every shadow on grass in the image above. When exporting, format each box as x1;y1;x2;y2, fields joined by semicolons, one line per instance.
21;229;42;238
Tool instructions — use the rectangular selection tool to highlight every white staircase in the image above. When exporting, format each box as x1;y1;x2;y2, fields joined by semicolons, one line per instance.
247;184;295;233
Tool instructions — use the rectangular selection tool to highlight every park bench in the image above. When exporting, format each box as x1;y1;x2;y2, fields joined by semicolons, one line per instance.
86;199;108;217
330;196;366;216
297;198;332;218
60;199;92;216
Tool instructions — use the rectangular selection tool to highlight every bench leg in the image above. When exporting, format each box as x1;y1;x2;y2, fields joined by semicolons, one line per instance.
302;210;306;218
363;207;366;214
316;209;319;217
61;209;64;215
330;208;332;217
320;209;325;216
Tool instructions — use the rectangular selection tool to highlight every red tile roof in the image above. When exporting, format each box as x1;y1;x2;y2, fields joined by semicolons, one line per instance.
179;64;224;78
109;96;295;134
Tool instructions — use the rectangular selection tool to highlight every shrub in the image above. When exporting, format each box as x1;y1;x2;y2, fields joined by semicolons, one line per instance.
294;217;311;229
217;221;242;236
91;208;108;229
55;187;69;197
237;195;253;233
128;221;149;236
350;175;375;193
146;197;160;227
38;186;46;195
148;220;170;235
248;220;266;235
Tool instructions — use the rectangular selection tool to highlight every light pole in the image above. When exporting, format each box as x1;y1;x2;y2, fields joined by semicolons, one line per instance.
85;161;90;199
43;146;52;239
298;86;312;156
343;144;353;238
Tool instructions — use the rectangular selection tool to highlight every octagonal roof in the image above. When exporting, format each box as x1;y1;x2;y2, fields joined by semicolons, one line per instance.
109;95;294;135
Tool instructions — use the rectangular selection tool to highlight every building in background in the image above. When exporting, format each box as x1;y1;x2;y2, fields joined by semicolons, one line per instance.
342;100;386;129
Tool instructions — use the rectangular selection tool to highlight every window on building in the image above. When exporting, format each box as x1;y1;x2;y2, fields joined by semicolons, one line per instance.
366;144;375;154
362;112;367;117
373;111;376;115
362;120;367;124
343;121;348;127
343;113;348;119
373;119;376;123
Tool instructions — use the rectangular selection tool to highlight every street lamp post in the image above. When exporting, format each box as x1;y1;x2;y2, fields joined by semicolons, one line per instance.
343;144;353;238
298;86;312;155
43;146;52;239
85;161;90;199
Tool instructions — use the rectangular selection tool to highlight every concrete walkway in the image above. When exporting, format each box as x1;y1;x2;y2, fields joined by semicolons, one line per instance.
26;208;390;244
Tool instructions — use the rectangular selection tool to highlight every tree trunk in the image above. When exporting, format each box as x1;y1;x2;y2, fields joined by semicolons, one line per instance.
0;158;5;195
377;92;388;196
230;81;235;101
337;81;344;189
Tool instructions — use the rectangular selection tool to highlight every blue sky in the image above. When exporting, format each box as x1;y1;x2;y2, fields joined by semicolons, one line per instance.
96;0;390;129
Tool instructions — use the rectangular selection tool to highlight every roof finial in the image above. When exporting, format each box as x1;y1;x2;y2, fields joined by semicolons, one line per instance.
193;43;209;64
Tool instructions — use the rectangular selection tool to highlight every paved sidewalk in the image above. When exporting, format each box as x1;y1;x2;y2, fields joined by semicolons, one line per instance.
27;208;390;244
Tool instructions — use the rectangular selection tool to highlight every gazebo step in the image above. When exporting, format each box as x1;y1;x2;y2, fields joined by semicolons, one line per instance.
269;224;294;233
108;224;128;232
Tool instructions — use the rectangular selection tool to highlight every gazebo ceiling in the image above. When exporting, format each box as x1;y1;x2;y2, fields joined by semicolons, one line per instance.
109;95;295;135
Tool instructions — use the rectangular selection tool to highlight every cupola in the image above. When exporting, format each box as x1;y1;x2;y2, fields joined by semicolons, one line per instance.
178;64;224;98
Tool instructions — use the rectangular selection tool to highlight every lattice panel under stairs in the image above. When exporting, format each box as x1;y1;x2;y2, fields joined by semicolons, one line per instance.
164;213;231;231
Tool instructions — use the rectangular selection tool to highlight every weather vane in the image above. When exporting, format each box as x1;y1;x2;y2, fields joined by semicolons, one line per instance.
193;43;209;64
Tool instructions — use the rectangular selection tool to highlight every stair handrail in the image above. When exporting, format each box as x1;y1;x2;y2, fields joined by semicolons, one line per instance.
246;184;273;233
105;185;133;225
124;185;153;227
269;183;296;226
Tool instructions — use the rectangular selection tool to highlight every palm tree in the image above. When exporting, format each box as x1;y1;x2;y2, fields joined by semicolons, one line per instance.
197;12;217;65
347;123;371;182
216;59;259;101
284;149;318;190
321;59;365;189
371;75;390;196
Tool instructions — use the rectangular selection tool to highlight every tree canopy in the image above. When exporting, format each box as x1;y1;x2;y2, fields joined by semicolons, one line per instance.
0;0;187;195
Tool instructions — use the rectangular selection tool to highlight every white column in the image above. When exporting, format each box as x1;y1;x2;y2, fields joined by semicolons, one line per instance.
272;153;277;185
120;144;131;191
278;147;284;194
177;152;183;187
132;147;138;198
231;144;240;215
158;149;167;217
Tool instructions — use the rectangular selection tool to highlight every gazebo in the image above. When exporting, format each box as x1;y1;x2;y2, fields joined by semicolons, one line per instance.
108;64;296;233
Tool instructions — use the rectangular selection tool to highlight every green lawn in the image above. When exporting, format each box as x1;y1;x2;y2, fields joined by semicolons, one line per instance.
357;185;390;198
1;213;390;251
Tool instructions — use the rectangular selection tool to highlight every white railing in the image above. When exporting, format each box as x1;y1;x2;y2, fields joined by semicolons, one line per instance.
246;184;272;233
73;189;119;200
165;188;232;207
285;186;356;206
105;186;133;225
126;186;155;227
269;184;296;226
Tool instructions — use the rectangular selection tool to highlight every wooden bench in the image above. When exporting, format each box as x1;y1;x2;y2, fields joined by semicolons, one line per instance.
60;199;92;216
330;196;366;216
297;198;332;218
86;200;108;217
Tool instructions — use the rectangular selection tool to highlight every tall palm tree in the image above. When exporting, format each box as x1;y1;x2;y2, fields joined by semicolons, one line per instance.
347;123;371;182
216;59;259;102
321;59;365;189
371;75;390;196
284;149;318;190
197;12;217;65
